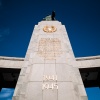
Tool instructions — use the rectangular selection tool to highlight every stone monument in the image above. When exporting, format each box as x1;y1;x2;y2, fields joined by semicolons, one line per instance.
13;13;88;100
0;13;100;100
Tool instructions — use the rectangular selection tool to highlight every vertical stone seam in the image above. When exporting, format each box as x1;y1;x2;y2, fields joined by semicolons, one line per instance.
42;61;45;100
55;62;58;100
53;29;58;100
22;64;33;99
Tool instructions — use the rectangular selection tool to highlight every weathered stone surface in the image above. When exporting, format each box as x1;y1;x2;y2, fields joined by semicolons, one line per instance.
43;89;57;100
81;96;88;100
12;96;19;100
58;82;74;100
13;84;22;96
44;64;56;75
78;85;87;96
45;59;55;64
17;75;24;84
29;64;44;81
19;94;26;100
26;82;42;100
56;64;72;81
20;67;27;75
0;57;24;68
76;56;100;68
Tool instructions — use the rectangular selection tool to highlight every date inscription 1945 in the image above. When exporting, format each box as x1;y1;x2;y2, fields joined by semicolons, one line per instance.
42;75;58;90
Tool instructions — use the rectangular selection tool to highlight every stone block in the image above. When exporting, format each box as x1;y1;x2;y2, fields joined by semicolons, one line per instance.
13;61;22;68
81;96;88;100
26;49;33;55
78;59;99;68
44;64;56;76
23;61;29;67
28;43;38;51
72;82;79;92
0;60;5;66
26;66;31;74
29;64;44;81
17;75;24;84
69;67;80;83
75;61;82;68
29;53;36;59
7;60;14;67
45;59;55;64
13;84;22;96
62;35;69;43
20;67;27;75
26;82;42;100
0;59;23;69
53;34;63;40
72;90;81;100
25;54;30;61
78;85;87;96
30;35;39;43
70;67;83;84
56;64;72;81
80;60;91;68
12;96;19;100
56;52;68;64
20;82;27;95
76;75;84;85
29;52;44;64
58;82;74;100
19;94;26;100
23;73;30;82
71;74;78;83
2;60;10;67
16;61;23;68
61;42;69;52
95;59;100;66
43;89;57;100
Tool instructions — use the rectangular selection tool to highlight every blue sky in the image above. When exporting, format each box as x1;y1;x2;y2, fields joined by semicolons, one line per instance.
0;88;14;100
0;0;100;100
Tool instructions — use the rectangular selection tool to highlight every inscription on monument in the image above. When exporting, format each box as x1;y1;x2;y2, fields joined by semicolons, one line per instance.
43;75;57;81
42;75;58;90
38;38;62;59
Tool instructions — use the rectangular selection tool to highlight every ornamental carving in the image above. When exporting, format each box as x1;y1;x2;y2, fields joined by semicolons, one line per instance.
43;26;57;33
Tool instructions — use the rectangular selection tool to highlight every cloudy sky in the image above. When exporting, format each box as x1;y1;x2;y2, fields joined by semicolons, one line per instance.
0;0;100;100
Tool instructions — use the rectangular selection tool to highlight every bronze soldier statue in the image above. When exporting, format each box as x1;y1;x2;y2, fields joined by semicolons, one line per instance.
43;11;56;21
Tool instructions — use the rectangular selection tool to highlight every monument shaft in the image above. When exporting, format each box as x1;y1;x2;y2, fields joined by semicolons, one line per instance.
13;21;88;100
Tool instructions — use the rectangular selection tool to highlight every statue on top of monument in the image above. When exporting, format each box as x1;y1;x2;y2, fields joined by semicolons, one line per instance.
43;11;56;21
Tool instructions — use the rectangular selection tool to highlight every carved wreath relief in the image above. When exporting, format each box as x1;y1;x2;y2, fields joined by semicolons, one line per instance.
43;25;57;33
38;38;62;59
